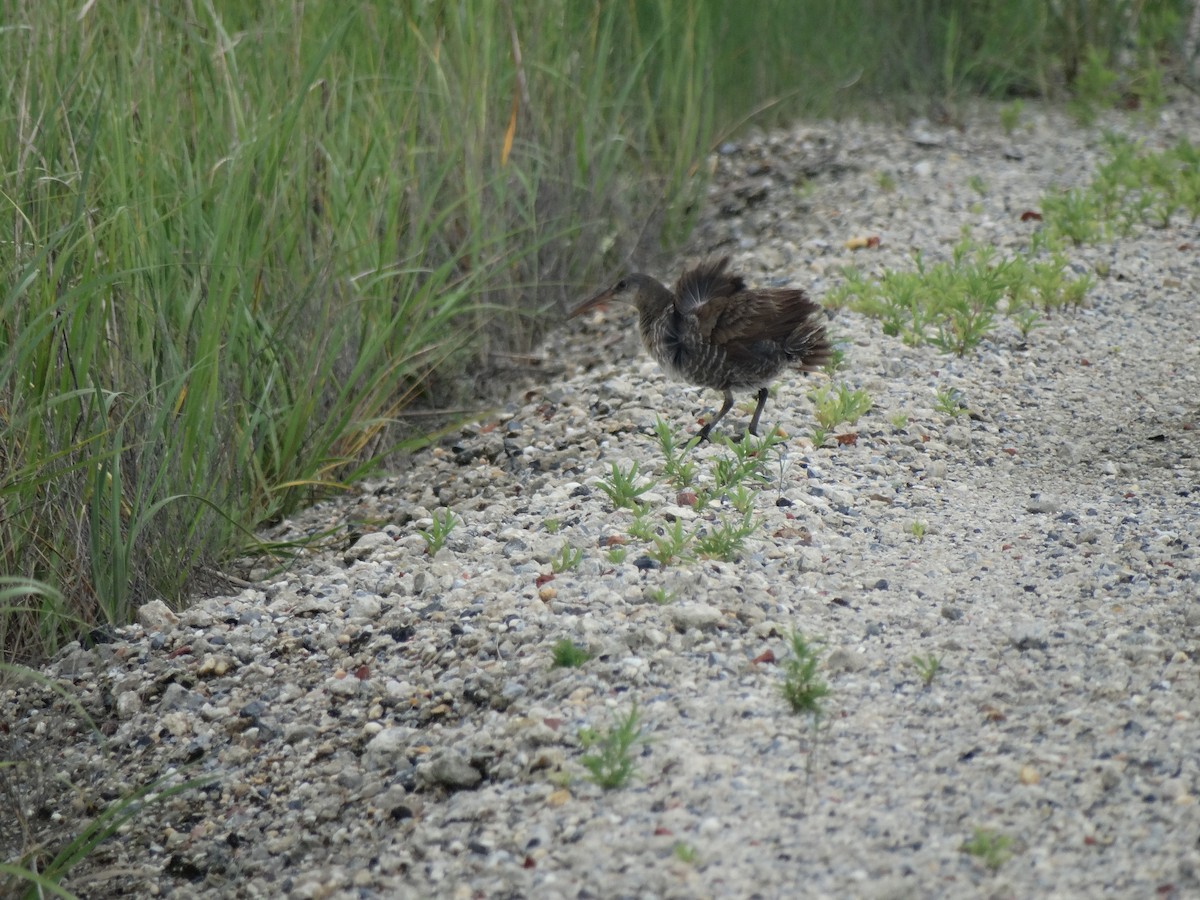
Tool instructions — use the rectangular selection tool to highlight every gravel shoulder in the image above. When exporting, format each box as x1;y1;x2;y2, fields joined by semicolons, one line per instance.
5;98;1200;899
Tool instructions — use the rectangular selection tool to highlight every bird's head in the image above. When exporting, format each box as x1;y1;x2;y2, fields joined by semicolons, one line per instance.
571;274;670;318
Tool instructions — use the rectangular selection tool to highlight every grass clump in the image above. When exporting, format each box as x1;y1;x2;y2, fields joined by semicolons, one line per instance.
1;1;719;666
961;827;1014;871
551;639;592;669
579;704;646;790
810;384;873;434
781;632;830;719
934;388;968;418
418;510;458;556
597;462;656;512
912;652;942;686
551;543;583;573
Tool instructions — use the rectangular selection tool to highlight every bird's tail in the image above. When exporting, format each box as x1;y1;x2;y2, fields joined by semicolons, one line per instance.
786;318;833;371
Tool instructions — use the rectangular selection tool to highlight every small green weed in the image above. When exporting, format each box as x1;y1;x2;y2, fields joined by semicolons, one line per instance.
999;100;1023;135
579;704;645;790
934;388;967;417
967;174;987;196
1069;47;1120;125
811;384;872;431
889;413;909;429
607;545;627;564
646;586;674;605
552;543;583;573
419;509;458;556
673;842;699;864
822;345;846;375
961;828;1013;871
876;171;897;192
653;418;700;490
912;652;942;686
782;632;830;718
908;519;928;542
694;512;758;561
649;519;692;566
597;461;656;511
628;510;657;542
543;518;561;534
551;639;592;668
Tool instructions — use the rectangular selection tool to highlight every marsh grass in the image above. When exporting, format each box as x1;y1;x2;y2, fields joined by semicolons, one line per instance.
1;2;713;664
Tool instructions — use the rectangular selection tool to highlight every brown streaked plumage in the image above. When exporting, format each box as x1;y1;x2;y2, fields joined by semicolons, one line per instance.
573;257;831;440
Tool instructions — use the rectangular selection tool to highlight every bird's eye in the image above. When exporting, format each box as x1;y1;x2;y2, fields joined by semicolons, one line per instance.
615;279;628;291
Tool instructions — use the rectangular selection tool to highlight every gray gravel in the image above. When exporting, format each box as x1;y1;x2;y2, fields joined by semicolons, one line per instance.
5;97;1200;900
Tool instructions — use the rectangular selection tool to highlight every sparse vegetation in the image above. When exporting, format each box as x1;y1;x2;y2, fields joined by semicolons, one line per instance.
673;842;699;864
810;384;873;438
934;388;968;418
646;587;674;605
999;100;1024;134
782;632;830;718
579;705;645;790
419;510;458;556
961;827;1014;871
551;543;584;573
912;652;942;686
597;462;656;512
908;520;929;542
551;639;593;668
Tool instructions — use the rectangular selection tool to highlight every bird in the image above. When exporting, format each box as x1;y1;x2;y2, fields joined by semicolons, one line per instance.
573;257;831;440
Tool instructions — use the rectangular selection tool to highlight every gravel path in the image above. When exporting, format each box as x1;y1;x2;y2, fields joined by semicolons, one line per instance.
5;98;1200;899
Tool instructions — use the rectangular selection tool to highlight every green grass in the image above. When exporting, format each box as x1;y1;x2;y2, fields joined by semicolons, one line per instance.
551;639;592;668
418;510;458;557
579;704;645;790
782;632;830;719
961;827;1015;871
912;652;942;686
1;2;713;665
551;542;584;573
597;461;656;512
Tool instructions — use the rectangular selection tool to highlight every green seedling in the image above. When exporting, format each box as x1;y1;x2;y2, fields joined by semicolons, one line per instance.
579;704;645;790
419;509;458;555
908;519;928;541
653;418;700;490
544;518;560;534
912;652;941;686
999;100;1023;135
811;384;872;430
673;842;699;864
781;632;830;718
552;542;583;573
551;639;592;668
961;827;1014;871
607;545;627;564
934;388;967;417
649;519;692;566
646;586;673;605
597;461;655;510
694;511;758;562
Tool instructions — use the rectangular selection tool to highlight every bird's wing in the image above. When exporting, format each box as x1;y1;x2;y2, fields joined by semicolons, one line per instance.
673;257;744;317
706;289;828;364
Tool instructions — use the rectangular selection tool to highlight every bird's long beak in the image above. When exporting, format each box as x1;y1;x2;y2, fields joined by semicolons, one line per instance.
570;286;616;318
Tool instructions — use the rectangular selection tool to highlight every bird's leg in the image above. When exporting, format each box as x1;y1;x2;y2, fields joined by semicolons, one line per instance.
698;389;735;441
747;387;770;436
